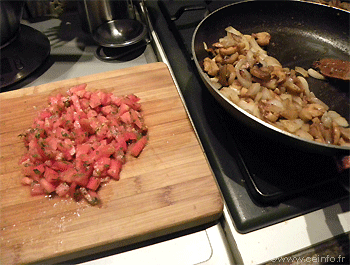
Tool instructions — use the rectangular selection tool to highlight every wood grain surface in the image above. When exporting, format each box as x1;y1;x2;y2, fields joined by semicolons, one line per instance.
0;62;223;264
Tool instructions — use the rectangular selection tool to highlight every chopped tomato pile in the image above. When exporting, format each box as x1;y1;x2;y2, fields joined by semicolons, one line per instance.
19;84;148;205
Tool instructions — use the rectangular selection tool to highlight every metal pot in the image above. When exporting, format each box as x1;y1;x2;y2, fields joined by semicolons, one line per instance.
0;0;25;47
192;0;350;156
78;0;136;34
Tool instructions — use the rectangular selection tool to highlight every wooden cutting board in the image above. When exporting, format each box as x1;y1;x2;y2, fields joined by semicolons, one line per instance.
0;62;223;264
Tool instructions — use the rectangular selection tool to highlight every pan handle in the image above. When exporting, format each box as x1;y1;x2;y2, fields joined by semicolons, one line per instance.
335;156;350;192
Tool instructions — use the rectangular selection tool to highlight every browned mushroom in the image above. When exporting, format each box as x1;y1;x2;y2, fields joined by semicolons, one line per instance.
203;57;219;76
252;32;271;46
250;65;273;80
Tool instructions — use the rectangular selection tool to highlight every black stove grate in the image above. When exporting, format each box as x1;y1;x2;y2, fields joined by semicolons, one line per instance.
147;0;349;233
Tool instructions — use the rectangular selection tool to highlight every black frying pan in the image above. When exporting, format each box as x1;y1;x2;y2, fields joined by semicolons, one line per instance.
192;0;350;156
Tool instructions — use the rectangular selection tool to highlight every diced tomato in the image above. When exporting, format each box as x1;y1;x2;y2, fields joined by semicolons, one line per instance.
123;131;138;142
73;127;89;144
118;103;130;116
97;91;112;106
51;160;72;171
19;84;147;205
44;159;54;167
67;182;81;201
19;153;32;166
88;190;100;202
21;176;33;186
95;124;109;140
43;117;54;131
97;114;109;124
124;95;141;111
88;117;100;132
68;83;87;95
130;109;143;129
128;94;141;103
107;159;122;180
93;157;111;177
120;111;132;124
49;94;65;113
130;136;148;157
44;167;59;183
56;138;75;160
73;110;87;121
28;138;46;161
89;93;101;109
101;105;113;115
22;165;37;181
87;109;98;119
86;177;101;191
115;135;128;152
39;178;56;194
73;171;90;187
111;95;123;106
46;136;58;151
54;127;69;140
56;182;70;197
76;144;91;158
70;94;83;112
83;90;92;99
59;167;76;183
32;164;45;176
79;98;90;110
30;181;45;196
96;143;115;158
39;110;52;120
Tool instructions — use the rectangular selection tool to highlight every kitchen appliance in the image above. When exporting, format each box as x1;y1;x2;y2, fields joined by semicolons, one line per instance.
78;0;148;60
147;0;349;232
0;0;24;46
0;0;50;89
78;0;136;35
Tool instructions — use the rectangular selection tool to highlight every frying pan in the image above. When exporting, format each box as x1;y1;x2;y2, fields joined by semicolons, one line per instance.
192;0;350;156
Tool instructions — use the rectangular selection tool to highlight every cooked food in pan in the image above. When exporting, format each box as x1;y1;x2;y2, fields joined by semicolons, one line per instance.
202;27;350;146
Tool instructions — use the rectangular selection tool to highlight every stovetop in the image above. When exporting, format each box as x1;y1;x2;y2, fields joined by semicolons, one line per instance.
146;0;349;233
2;0;348;234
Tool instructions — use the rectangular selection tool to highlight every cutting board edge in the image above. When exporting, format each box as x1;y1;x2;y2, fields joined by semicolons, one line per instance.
29;207;223;265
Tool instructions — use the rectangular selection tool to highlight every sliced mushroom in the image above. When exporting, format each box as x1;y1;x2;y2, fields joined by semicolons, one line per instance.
203;57;219;76
332;121;341;145
252;32;271;46
250;65;273;80
222;52;239;64
219;46;238;56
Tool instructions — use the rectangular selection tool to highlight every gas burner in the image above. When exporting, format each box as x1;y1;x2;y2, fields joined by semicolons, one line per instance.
0;24;50;90
95;37;150;61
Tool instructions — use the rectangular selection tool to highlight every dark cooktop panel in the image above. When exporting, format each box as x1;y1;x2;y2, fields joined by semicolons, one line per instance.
146;0;349;233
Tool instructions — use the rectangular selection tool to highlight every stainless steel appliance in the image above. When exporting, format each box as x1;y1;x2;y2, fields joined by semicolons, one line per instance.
0;0;50;89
